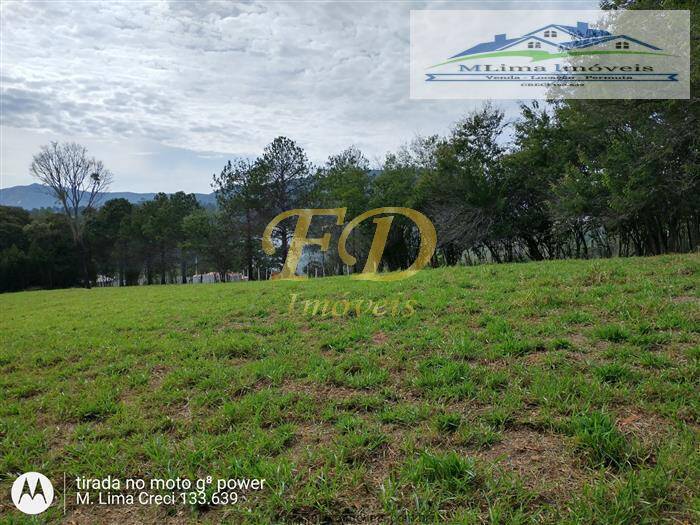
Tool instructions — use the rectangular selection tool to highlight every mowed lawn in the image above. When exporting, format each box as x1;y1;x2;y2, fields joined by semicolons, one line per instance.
1;255;698;524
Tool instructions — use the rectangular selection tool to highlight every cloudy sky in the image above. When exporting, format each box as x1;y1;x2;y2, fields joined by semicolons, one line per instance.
1;0;597;193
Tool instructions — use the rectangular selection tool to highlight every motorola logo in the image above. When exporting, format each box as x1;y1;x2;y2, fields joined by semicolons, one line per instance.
11;472;54;515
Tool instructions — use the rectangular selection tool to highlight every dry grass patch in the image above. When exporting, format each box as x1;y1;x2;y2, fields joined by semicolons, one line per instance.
477;428;590;503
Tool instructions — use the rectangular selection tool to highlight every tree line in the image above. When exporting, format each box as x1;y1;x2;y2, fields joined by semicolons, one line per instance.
1;92;698;293
2;0;697;292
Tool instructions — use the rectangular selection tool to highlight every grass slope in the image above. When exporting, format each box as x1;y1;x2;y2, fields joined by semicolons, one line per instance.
1;255;698;524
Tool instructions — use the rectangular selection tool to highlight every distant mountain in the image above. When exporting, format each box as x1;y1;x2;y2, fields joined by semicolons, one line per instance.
0;183;217;210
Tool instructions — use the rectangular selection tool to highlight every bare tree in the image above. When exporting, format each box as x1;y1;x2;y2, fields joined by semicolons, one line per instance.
30;141;113;288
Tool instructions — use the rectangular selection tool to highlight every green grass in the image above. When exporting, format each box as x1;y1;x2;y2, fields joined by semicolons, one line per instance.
1;254;698;523
568;411;640;469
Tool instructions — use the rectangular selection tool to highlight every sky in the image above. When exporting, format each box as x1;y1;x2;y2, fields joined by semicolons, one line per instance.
1;0;598;193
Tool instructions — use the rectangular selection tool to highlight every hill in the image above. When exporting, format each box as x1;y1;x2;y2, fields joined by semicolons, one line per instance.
0;255;698;523
0;183;217;210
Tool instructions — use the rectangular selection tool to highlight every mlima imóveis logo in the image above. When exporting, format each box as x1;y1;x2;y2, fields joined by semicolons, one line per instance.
426;21;678;85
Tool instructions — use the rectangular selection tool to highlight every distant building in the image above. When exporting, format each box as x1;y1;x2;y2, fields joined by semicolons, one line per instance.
188;271;247;284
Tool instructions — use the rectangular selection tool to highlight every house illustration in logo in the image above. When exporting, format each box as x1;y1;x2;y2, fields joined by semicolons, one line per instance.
440;22;663;64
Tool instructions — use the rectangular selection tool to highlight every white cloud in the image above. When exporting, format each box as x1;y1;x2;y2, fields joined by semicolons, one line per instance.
0;0;598;192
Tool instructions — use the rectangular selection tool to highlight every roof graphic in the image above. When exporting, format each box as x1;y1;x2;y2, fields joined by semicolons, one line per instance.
448;21;661;60
523;22;611;39
558;34;661;51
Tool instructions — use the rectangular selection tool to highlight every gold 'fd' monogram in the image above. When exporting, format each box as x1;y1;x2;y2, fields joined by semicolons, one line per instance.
262;207;437;282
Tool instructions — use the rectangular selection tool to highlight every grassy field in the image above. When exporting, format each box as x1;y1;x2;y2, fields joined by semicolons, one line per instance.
1;255;698;524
